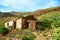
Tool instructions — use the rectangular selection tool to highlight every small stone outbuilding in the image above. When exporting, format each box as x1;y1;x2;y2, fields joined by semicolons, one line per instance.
5;15;37;30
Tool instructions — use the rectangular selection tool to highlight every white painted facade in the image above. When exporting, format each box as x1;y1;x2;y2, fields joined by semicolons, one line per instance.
5;18;23;29
16;18;22;29
5;21;14;28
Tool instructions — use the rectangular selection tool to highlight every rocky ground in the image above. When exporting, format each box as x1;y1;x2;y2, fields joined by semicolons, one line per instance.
0;29;52;40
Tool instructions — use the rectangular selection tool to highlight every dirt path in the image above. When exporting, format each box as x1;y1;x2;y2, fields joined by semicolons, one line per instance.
33;32;46;40
34;33;46;40
32;31;52;40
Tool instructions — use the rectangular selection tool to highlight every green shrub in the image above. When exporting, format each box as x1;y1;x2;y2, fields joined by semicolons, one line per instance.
21;30;36;40
0;27;8;35
22;34;36;40
51;17;60;40
37;19;51;31
52;28;60;40
51;18;60;29
41;19;51;28
36;23;44;31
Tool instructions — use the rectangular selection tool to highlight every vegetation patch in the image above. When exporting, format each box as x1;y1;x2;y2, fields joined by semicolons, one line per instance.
0;27;8;35
21;29;36;40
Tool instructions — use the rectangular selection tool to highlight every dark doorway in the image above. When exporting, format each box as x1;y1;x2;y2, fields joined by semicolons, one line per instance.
26;22;29;28
14;21;16;29
7;23;9;26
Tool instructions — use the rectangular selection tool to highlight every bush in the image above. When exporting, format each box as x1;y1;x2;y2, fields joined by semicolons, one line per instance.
22;34;36;40
37;19;51;31
21;30;36;40
0;27;8;35
51;18;60;29
51;16;60;40
36;23;44;31
41;19;51;28
52;28;60;40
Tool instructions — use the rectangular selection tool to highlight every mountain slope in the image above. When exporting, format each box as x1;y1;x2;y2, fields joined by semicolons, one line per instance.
0;13;15;18
33;6;60;17
0;6;60;18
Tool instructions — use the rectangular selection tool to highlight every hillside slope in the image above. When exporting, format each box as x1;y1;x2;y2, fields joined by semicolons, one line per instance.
33;6;60;17
0;13;15;18
0;12;32;18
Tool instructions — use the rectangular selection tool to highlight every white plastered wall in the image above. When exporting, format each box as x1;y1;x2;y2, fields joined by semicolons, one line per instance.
16;19;22;29
5;21;14;28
